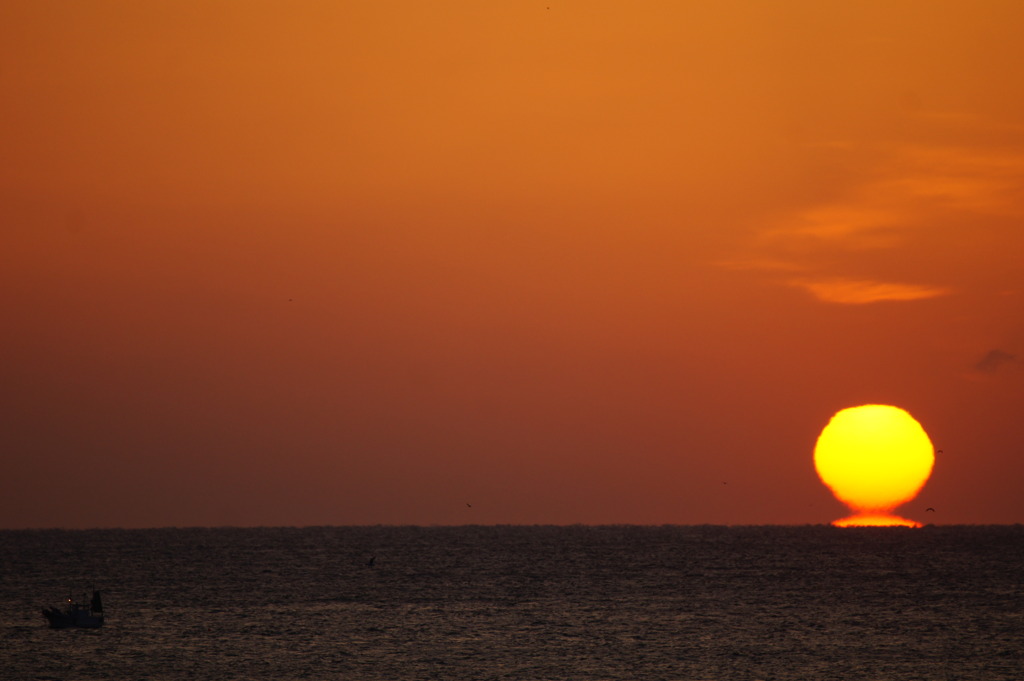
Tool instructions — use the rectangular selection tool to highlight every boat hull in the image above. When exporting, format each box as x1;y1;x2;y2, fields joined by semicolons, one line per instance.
42;606;104;628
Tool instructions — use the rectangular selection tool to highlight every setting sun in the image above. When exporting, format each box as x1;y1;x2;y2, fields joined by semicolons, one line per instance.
814;405;935;527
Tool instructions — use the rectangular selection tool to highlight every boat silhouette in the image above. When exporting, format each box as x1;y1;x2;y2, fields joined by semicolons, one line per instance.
41;591;104;629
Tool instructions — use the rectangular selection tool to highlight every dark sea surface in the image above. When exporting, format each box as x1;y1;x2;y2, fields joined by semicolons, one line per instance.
1;525;1022;680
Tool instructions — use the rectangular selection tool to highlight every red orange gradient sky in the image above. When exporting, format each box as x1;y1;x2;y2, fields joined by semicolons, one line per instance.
3;1;1023;528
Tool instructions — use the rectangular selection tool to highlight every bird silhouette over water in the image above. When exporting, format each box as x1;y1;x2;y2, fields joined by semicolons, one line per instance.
926;507;935;512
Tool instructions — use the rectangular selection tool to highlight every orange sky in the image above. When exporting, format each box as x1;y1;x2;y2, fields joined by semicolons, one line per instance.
3;1;1023;528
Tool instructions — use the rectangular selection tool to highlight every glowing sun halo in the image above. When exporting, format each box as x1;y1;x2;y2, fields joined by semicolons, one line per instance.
814;405;935;527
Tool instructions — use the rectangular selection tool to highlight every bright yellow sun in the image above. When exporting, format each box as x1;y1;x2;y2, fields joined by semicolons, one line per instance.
814;404;935;527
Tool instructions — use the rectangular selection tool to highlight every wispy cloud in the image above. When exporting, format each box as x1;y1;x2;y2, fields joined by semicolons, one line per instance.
889;146;1024;215
768;146;1024;247
789;277;952;305
765;205;905;249
724;135;1024;305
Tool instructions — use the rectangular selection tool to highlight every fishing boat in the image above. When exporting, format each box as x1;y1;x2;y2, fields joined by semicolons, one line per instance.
42;591;104;629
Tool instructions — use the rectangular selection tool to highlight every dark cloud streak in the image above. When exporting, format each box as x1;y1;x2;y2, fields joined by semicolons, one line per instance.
975;349;1017;373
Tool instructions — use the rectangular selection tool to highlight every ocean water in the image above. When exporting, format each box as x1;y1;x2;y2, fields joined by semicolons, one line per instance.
1;525;1021;681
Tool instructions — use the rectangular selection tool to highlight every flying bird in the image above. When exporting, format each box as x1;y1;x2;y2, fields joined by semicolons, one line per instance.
926;507;935;512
